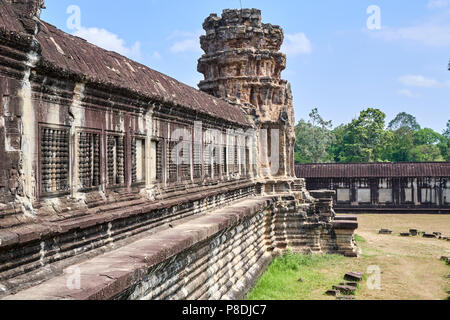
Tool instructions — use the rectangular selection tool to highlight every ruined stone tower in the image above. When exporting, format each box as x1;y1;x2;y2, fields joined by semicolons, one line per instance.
6;0;45;19
198;9;296;188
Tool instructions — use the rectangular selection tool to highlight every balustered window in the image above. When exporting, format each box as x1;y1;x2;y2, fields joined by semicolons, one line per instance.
227;141;233;175
131;137;146;184
204;142;212;179
234;140;239;174
40;127;70;195
193;142;202;179
213;146;220;178
240;143;246;175
167;140;178;183
222;145;228;176
245;146;250;177
150;140;163;183
78;131;101;190
107;135;125;186
180;140;192;181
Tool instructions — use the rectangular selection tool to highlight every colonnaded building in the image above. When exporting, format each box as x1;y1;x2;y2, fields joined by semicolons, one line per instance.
0;1;357;300
296;162;450;214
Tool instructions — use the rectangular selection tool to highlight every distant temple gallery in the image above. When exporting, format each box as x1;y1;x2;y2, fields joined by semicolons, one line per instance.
296;162;450;213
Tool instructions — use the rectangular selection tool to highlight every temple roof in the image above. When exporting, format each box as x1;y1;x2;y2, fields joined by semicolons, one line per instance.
0;1;250;126
295;162;450;178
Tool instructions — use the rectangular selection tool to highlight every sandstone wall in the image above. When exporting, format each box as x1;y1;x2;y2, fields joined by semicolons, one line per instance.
117;203;272;300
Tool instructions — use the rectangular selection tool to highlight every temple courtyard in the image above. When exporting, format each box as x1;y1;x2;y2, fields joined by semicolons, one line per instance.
248;214;450;300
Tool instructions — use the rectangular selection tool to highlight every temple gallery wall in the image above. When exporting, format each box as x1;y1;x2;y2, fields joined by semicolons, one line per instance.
0;0;357;300
296;163;450;213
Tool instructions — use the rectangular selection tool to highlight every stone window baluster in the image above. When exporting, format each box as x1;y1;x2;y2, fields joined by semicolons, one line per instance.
40;127;70;195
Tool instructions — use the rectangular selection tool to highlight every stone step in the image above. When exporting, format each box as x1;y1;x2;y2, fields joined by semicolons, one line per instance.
325;289;339;296
332;285;356;295
344;272;363;282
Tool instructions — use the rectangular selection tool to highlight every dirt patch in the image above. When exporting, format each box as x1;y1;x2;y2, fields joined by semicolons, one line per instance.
341;214;450;300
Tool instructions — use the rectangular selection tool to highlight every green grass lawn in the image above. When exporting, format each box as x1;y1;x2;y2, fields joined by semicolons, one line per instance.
247;252;348;300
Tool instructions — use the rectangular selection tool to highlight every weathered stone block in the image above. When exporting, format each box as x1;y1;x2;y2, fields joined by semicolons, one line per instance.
344;272;363;282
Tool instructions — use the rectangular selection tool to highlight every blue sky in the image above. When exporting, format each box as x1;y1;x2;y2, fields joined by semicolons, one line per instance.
41;0;450;132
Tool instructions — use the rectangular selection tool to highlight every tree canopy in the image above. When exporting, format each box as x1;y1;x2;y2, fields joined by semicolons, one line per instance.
294;109;449;164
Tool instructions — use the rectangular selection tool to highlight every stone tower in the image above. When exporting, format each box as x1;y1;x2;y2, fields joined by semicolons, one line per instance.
6;0;45;18
198;9;296;190
5;0;45;34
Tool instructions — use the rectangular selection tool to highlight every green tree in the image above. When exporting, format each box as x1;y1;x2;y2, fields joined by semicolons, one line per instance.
444;120;450;139
333;108;389;163
410;145;444;162
384;113;421;162
409;128;446;162
294;108;335;163
413;128;442;145
388;112;421;131
329;124;347;163
439;120;450;161
385;127;415;162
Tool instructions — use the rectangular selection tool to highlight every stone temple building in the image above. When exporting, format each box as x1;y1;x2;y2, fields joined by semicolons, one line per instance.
0;1;357;300
296;162;450;214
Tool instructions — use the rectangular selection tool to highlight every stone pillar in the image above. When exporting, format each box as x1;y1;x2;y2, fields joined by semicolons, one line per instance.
413;178;420;206
332;219;359;257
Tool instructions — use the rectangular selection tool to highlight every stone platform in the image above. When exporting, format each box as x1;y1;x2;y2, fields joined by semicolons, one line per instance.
3;197;275;300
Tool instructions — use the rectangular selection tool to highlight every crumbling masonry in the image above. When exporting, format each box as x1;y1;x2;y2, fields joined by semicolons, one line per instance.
0;1;357;300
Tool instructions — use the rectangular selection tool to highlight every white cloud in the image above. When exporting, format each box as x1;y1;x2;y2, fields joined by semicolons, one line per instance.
373;23;450;47
169;30;202;54
171;39;201;53
397;89;417;98
73;27;141;59
398;75;450;88
427;0;449;9
151;51;161;59
281;33;312;56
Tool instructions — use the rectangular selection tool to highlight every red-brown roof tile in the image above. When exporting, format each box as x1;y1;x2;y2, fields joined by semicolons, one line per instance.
295;162;450;178
0;2;250;126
